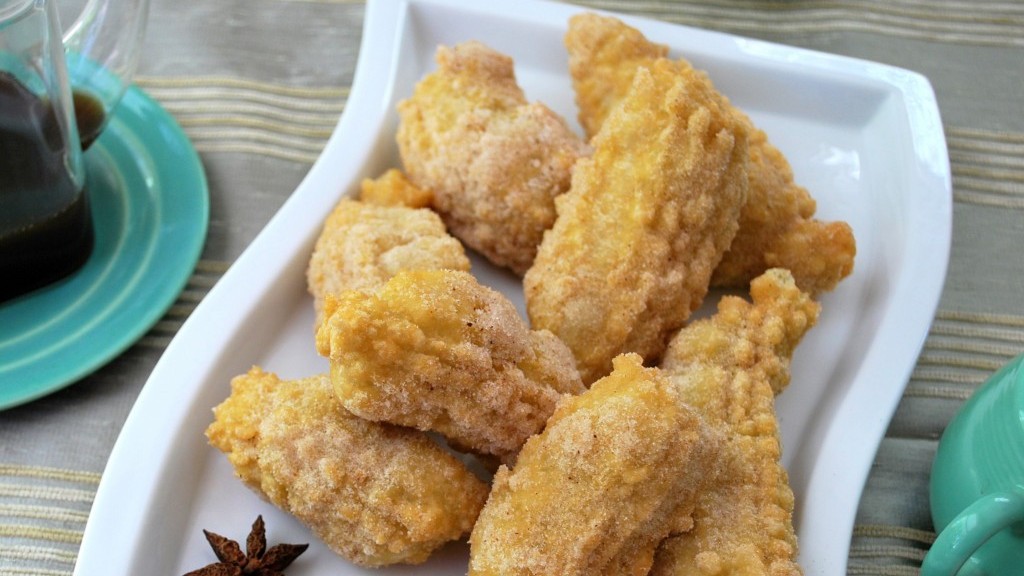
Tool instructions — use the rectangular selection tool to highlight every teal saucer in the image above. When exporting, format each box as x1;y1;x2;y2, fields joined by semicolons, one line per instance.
0;83;209;410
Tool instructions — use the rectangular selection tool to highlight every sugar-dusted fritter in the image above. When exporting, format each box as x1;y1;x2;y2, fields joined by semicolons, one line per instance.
565;12;855;294
524;57;749;384
205;367;489;567
652;269;820;576
316;269;584;460
565;11;668;138
709;128;856;295
661;267;821;396
305;195;470;324
396;41;590;274
469;353;722;576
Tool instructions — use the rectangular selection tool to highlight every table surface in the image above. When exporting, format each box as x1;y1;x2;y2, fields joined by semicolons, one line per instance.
2;1;1022;575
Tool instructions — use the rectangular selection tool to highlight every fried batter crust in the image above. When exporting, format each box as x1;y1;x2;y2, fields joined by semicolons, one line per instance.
653;269;820;576
316;269;584;460
661;268;821;396
710;128;856;295
565;12;855;294
205;367;489;567
396;41;590;274
469;354;722;576
565;11;668;138
524;58;748;384
305;197;470;324
358;168;433;208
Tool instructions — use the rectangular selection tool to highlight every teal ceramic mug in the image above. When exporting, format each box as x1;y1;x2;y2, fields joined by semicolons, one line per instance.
922;353;1024;576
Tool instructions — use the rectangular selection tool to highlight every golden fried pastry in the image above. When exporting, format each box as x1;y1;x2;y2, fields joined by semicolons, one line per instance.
358;168;433;208
469;353;722;576
205;367;489;567
305;197;470;324
316;269;584;460
661;268;821;396
524;57;749;384
709;128;856;295
652;269;820;576
565;11;668;137
396;41;590;274
565;12;855;294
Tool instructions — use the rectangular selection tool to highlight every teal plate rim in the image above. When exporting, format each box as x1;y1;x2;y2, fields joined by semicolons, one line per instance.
0;83;209;410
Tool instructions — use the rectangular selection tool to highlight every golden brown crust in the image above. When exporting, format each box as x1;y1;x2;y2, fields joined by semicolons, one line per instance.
653;269;819;576
469;354;722;576
396;41;589;274
316;269;584;460
205;367;489;567
305;197;470;325
524;58;749;384
708;121;856;293
565;12;669;139
565;12;856;294
661;268;821;396
358;168;434;208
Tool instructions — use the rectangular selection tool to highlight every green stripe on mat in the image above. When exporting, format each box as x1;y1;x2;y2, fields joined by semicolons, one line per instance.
570;0;1024;47
0;467;99;486
133;76;346;164
0;545;77;565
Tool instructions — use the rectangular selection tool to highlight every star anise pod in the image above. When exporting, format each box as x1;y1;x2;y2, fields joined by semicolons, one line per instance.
183;515;308;576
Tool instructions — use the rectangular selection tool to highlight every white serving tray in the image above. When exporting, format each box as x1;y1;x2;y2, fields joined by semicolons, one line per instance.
74;0;951;574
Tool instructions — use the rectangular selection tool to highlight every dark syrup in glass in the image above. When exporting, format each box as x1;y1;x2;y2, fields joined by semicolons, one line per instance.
1;70;103;302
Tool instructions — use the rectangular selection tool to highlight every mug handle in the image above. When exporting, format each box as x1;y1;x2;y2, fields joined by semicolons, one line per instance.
921;485;1024;576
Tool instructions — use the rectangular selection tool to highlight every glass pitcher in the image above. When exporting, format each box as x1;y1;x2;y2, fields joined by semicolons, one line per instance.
0;0;149;302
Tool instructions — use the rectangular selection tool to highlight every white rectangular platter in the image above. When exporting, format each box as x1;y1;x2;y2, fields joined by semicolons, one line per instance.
74;0;952;574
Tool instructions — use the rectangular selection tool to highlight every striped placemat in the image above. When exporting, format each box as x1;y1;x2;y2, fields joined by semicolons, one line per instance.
136;76;345;165
0;466;98;576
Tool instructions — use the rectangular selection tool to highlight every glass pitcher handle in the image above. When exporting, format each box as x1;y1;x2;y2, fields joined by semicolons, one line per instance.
62;0;150;146
921;486;1024;576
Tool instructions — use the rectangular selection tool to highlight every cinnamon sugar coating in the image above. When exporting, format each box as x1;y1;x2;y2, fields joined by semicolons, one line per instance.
316;269;584;460
525;58;749;384
469;354;722;576
205;367;489;567
565;12;855;294
397;41;589;274
653;269;820;576
305;196;470;325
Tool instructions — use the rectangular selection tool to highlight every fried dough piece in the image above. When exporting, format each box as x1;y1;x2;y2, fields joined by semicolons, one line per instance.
711;130;856;295
661;268;821;396
652;269;820;576
205;367;489;567
396;41;590;274
305;196;470;324
565;12;855;294
316;269;584;460
358;168;433;208
469;354;722;576
524;58;748;384
565;12;668;138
